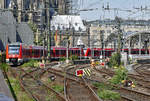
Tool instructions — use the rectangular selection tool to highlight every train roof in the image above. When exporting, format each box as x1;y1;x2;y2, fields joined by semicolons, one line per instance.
51;46;82;50
8;42;22;46
30;45;46;49
69;48;81;50
104;48;114;50
51;46;67;50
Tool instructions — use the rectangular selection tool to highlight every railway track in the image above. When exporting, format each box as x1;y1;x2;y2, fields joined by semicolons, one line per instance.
45;64;132;101
118;86;150;101
44;64;101;101
64;65;102;101
94;67;150;101
10;61;150;101
9;62;65;101
94;67;150;89
133;64;150;78
132;64;150;89
20;68;66;101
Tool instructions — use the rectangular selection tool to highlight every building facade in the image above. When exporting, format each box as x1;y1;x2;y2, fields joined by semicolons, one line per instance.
88;19;150;49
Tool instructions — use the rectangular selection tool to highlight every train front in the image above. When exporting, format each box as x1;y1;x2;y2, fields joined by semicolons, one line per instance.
6;43;23;65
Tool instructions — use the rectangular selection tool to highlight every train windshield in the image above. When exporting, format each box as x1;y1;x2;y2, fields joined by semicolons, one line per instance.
8;45;20;54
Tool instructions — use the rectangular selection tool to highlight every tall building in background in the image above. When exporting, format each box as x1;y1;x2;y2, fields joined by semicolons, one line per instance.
0;0;5;8
0;0;73;46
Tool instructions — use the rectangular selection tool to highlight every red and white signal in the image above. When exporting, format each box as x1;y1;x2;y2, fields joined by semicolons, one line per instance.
76;69;84;77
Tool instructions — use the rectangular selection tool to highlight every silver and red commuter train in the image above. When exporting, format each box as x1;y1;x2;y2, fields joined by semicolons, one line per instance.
6;43;150;65
6;43;47;65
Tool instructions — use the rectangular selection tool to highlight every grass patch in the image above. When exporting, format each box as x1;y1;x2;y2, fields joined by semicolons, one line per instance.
9;76;34;101
69;55;78;61
0;63;10;72
47;78;52;83
46;94;59;101
52;85;64;93
21;60;39;68
97;89;120;100
110;67;128;85
59;57;66;62
93;82;120;100
93;82;114;90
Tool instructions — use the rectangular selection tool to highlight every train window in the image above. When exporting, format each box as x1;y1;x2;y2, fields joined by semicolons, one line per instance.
77;50;80;55
8;45;20;54
94;51;97;56
61;50;64;55
87;51;91;56
141;50;145;54
35;50;37;56
22;49;25;55
75;50;77;54
73;50;75;54
27;49;29;56
32;50;34;56
41;50;43;56
35;49;39;56
56;50;59;55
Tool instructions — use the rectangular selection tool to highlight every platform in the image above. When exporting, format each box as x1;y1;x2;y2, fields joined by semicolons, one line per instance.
129;54;150;60
0;70;14;101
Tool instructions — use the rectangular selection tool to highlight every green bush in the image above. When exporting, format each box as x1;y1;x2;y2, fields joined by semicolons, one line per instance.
108;52;121;68
110;67;128;85
69;55;78;60
9;77;34;101
0;52;6;63
59;57;66;61
93;82;120;100
0;55;1;63
97;89;120;100
93;82;114;90
0;63;10;72
21;60;39;68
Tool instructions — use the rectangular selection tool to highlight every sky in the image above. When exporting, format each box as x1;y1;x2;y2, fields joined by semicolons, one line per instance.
73;0;150;21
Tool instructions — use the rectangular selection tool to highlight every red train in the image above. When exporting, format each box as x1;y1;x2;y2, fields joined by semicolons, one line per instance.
51;46;84;59
85;48;150;59
6;43;150;65
84;48;114;59
6;43;84;65
6;43;47;65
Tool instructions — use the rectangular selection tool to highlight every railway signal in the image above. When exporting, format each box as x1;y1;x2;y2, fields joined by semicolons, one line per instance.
76;69;92;77
76;69;84;77
40;63;45;68
100;62;105;67
83;69;91;76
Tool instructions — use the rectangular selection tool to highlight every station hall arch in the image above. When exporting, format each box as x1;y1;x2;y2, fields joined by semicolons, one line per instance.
125;31;150;55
